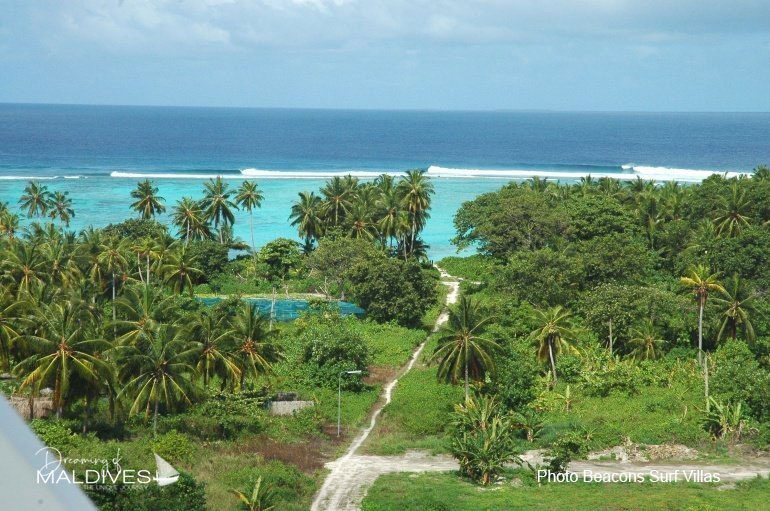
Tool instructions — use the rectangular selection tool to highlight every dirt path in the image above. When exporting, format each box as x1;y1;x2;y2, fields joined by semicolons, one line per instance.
310;270;460;511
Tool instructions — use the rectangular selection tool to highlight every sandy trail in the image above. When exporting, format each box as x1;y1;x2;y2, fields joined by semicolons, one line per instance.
310;270;459;511
310;270;769;510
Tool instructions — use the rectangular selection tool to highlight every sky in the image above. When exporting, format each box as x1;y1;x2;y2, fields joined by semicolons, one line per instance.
1;0;769;111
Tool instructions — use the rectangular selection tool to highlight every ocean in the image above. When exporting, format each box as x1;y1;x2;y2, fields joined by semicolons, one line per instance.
1;104;770;258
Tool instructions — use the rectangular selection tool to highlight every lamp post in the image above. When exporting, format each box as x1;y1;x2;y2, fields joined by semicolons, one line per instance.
338;370;363;437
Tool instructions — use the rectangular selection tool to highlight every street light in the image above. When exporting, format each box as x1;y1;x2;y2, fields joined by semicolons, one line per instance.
338;370;363;437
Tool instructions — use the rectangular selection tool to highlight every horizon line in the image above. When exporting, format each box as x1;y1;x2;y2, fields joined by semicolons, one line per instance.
1;101;769;115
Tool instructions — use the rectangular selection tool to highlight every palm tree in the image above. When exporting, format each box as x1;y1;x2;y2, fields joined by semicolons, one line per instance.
98;237;129;330
19;181;51;217
526;176;550;192
116;324;198;435
201;177;238;243
42;236;79;289
320;176;353;227
187;313;239;388
680;265;725;365
3;241;45;295
289;191;324;246
172;197;209;243
235;181;264;256
377;188;402;248
130;179;166;219
230;477;275;511
628;321;665;361
113;284;175;345
347;203;378;240
430;296;499;400
713;184;751;238
528;305;579;385
712;274;757;343
752;164;770;181
230;303;281;387
0;211;19;239
0;286;27;371
48;191;75;226
397;169;434;248
15;301;111;417
162;243;203;295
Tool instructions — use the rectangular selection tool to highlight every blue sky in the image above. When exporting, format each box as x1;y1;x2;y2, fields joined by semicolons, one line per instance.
1;0;769;111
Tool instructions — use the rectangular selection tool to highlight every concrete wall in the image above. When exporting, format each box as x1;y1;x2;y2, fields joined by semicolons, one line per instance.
269;400;314;416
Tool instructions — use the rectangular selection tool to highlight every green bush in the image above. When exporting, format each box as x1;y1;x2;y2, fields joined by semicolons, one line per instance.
299;314;370;390
160;390;266;440
186;239;229;279
86;471;206;511
711;341;770;421
152;430;196;463
30;419;80;454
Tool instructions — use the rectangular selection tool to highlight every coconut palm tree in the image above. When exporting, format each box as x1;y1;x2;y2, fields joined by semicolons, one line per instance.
528;305;579;385
201;177;238;243
116;324;198;435
376;188;402;248
235;181;264;256
752;164;770;181
3;241;45;295
113;284;176;345
430;296;499;400
628;320;665;361
397;169;434;248
186;312;239;388
0;285;27;371
712;274;757;343
713;184;751;238
680;265;724;365
98;237;129;330
41;236;79;289
15;301;111;417
347;203;378;241
320;176;353;227
162;243;203;295
19;181;52;218
172;197;209;243
230;302;281;387
0;211;19;239
130;179;166;219
289;191;324;246
48;191;75;226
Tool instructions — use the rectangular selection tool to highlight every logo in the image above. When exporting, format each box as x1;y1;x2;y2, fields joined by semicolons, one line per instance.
35;447;178;486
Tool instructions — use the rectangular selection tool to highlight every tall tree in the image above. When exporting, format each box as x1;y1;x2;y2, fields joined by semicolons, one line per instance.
172;197;209;243
15;301;110;417
230;302;281;387
48;191;75;226
98;237;129;331
397;169;434;249
162;243;203;295
0;286;27;371
320;176;353;227
19;181;52;218
712;274;757;342
116;324;198;435
680;265;724;365
201;177;238;243
186;313;239;388
113;284;175;345
628;320;665;361
130;179;166;219
235;180;264;257
713;183;751;238
289;191;324;246
528;305;578;385
430;296;499;400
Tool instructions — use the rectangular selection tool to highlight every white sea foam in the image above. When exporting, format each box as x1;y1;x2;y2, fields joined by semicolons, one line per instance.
107;165;749;183
426;165;748;182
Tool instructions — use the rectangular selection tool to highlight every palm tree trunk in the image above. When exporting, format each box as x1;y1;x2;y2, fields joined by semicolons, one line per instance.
112;272;117;337
548;340;557;386
464;357;469;401
704;354;709;401
608;318;613;355
137;254;144;283
153;399;159;437
698;298;704;365
147;255;151;285
249;213;256;259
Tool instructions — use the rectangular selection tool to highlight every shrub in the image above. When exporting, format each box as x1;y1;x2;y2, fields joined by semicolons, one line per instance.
30;419;80;454
86;472;206;511
152;430;196;463
547;430;589;473
449;394;519;485
348;255;437;327
299;314;370;390
160;390;266;440
102;219;169;241
186;239;229;279
711;341;770;421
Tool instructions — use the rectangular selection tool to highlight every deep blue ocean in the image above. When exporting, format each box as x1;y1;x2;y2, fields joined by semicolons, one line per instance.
2;104;770;258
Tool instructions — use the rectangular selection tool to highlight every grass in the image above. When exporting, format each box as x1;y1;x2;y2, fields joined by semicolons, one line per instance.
349;320;427;368
362;338;464;455
422;280;450;330
438;254;498;282
540;383;708;450
361;472;770;511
